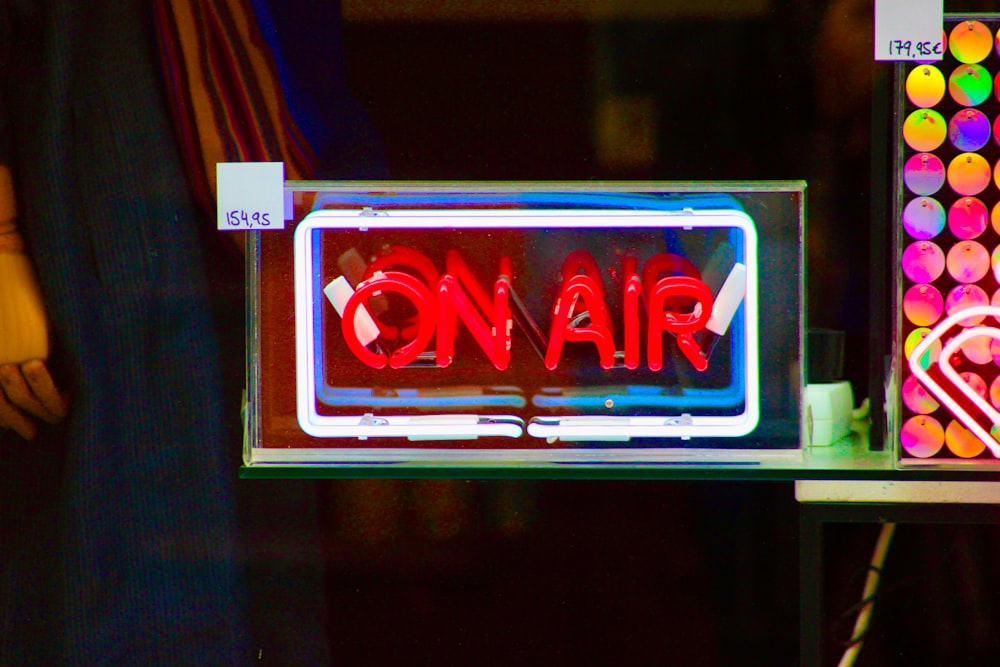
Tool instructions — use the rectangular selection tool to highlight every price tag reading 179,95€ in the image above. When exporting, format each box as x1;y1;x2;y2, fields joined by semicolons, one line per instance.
216;161;285;231
874;0;943;62
875;0;944;62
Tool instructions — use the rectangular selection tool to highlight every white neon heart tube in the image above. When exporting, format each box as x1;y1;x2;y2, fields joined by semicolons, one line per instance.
908;304;1000;458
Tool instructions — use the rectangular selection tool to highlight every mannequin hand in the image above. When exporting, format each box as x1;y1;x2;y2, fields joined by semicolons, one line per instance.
0;166;66;439
0;360;68;440
0;251;61;439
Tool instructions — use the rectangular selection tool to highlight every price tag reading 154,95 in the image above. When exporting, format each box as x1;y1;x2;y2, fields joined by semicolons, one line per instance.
874;0;943;62
216;162;285;231
224;209;272;229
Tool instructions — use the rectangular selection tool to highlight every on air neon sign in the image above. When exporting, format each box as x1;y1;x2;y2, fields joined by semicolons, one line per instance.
293;208;760;441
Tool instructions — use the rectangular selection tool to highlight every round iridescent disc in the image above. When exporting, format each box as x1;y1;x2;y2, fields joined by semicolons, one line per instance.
948;197;988;239
961;333;994;364
947;241;989;282
950;20;993;63
949;108;991;151
993;159;1000;192
991;336;1000;364
990;376;1000;410
904;155;947;196
946;283;990;325
949;64;992;106
907;65;946;107
945;419;987;458
989;289;1000;322
991;202;1000;234
948;153;991;195
903;284;944;326
903;196;946;237
991;115;1000;148
901;241;945;283
962;371;989;398
991;247;1000;282
901;415;944;458
903;375;940;414
905;328;941;369
903;109;948;151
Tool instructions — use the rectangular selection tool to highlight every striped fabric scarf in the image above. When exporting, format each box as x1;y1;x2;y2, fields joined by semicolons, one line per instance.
152;0;316;218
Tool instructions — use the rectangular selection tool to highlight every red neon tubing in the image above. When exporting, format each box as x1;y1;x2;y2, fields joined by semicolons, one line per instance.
342;271;437;369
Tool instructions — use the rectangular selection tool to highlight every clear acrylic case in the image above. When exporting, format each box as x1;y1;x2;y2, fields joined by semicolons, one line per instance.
244;182;805;470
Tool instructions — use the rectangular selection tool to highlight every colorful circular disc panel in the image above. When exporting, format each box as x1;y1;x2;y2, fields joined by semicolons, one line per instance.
901;415;945;458
901;241;946;283
949;108;991;151
949;64;992;106
897;26;1000;461
903;196;946;237
947;241;990;282
904;155;946;196
903;109;948;151
948;153;991;195
949;20;993;63
902;375;939;414
903;284;944;326
907;65;946;107
948;197;988;239
945;420;987;458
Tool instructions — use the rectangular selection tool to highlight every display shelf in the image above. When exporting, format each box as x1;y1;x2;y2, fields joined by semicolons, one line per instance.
240;180;1000;479
237;443;1000;479
239;433;988;479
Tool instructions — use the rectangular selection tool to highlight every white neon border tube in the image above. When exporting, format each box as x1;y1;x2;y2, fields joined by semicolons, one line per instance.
292;208;759;441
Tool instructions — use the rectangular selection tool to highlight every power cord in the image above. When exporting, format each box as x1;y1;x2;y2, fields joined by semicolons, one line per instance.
837;521;897;667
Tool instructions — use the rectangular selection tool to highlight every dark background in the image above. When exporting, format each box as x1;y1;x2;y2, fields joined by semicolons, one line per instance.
300;2;1000;664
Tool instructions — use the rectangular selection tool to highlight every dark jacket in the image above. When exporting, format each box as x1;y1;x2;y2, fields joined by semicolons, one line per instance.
0;2;248;662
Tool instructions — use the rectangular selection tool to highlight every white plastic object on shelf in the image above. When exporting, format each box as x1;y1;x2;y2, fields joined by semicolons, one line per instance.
805;380;854;447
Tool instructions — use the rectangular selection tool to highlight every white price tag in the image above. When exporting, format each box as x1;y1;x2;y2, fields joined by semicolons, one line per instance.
874;0;943;61
216;162;285;231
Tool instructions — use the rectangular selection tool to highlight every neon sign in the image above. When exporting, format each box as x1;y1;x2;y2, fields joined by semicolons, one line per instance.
292;208;760;442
